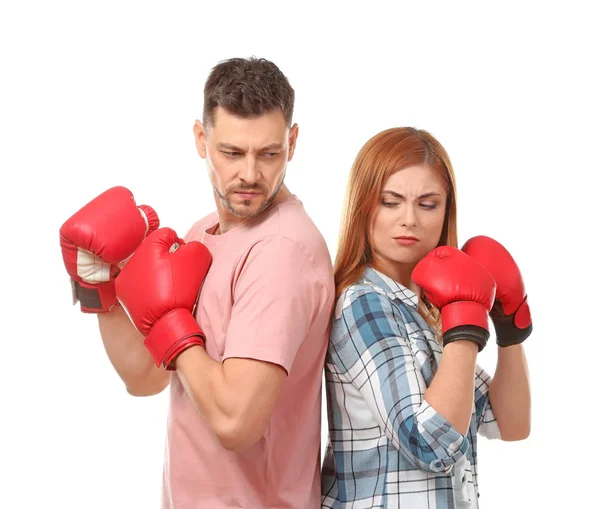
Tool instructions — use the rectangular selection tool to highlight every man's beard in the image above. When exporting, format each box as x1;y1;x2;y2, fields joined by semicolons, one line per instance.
214;179;284;219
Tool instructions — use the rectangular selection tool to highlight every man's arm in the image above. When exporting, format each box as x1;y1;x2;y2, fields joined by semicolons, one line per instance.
98;306;170;396
58;186;167;395
175;346;287;451
109;233;326;445
170;236;327;451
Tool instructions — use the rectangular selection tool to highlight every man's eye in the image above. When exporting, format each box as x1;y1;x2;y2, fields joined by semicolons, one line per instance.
222;151;240;157
262;152;278;158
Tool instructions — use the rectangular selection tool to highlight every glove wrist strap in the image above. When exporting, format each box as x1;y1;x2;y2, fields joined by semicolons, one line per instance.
71;279;118;313
443;325;489;352
144;308;206;370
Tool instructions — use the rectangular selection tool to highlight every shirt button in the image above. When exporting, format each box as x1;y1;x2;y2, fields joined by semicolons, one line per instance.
430;460;445;472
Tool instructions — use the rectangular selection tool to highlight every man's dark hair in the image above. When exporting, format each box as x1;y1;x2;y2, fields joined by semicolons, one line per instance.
202;57;295;128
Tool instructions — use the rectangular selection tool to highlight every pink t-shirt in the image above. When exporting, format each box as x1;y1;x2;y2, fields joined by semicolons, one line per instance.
162;195;334;509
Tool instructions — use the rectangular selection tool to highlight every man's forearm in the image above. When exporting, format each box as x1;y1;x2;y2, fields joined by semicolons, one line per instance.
97;305;170;396
175;346;286;451
488;344;531;440
424;341;479;434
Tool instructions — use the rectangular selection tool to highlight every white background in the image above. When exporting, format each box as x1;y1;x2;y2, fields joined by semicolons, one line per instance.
1;1;598;507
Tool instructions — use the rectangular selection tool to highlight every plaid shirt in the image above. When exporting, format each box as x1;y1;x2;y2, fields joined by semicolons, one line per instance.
321;267;501;509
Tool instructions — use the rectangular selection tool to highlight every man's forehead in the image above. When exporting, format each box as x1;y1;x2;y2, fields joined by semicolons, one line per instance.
208;109;289;149
211;106;287;130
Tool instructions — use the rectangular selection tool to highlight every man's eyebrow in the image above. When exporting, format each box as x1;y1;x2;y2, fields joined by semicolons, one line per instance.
382;190;442;199
216;143;284;152
259;143;284;151
217;143;243;151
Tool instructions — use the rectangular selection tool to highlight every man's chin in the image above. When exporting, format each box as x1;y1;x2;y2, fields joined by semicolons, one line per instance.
230;201;267;219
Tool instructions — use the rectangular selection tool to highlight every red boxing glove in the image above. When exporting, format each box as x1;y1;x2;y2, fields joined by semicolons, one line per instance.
412;246;496;351
115;227;212;369
461;235;532;347
59;186;160;313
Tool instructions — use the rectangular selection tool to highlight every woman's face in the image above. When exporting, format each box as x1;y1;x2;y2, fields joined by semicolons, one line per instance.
371;164;448;275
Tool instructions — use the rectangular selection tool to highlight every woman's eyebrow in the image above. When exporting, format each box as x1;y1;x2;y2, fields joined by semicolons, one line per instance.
381;190;442;199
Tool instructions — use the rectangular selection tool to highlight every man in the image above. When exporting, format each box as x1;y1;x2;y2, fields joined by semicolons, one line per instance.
60;57;334;508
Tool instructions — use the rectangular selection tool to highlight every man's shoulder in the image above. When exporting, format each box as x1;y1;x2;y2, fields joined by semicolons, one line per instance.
184;211;218;242
270;197;333;280
236;198;333;290
269;196;329;249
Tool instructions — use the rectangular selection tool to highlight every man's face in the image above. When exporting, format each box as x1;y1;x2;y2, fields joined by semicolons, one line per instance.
194;107;298;221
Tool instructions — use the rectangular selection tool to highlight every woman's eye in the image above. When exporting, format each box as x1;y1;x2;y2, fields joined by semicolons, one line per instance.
382;201;398;207
420;203;438;210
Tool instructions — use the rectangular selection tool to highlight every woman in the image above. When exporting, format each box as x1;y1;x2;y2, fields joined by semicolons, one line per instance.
321;127;532;508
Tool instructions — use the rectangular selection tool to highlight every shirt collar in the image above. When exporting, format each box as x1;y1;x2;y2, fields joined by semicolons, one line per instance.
361;266;419;310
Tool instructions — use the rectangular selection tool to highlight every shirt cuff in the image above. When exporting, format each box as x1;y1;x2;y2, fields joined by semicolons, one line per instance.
222;345;292;374
415;400;469;472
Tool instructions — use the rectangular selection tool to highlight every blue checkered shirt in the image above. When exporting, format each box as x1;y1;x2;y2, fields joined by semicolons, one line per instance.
321;267;501;509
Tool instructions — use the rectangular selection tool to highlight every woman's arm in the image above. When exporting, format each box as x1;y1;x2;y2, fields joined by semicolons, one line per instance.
487;344;531;440
330;291;470;474
424;340;479;434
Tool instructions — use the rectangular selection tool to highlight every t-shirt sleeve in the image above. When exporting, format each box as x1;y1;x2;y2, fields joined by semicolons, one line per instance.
223;235;326;373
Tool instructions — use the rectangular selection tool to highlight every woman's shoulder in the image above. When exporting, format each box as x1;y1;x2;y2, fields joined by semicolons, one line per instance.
334;276;416;318
332;279;414;342
331;278;441;356
334;279;389;318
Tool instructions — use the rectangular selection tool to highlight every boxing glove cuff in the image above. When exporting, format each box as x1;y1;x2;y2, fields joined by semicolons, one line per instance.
441;301;490;334
443;325;489;352
492;297;533;347
144;308;206;369
72;279;119;313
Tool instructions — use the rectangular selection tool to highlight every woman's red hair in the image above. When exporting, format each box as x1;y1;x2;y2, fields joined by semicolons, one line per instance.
334;127;459;333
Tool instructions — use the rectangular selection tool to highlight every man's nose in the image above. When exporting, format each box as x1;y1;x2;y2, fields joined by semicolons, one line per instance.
239;156;259;183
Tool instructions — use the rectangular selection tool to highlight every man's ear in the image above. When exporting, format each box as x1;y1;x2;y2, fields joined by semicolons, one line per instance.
287;123;299;161
193;120;207;158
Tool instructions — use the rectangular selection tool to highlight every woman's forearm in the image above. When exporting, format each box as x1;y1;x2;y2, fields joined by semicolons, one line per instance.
424;340;479;434
488;344;531;440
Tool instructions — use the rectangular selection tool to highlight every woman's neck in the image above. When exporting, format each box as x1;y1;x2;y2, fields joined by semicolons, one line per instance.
370;257;419;295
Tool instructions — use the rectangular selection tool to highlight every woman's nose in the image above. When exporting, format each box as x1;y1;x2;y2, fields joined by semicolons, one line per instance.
398;204;417;227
